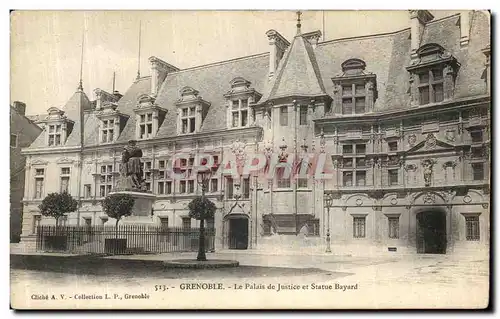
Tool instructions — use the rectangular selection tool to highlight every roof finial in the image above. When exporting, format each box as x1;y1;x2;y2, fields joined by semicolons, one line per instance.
78;26;85;92
136;20;142;80
296;10;302;34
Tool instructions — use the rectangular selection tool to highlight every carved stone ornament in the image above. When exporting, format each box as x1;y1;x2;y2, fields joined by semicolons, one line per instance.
390;198;398;206
263;140;273;156
423;193;436;204
408;134;417;147
231;139;246;163
355;198;363;206
421;159;435;187
463;195;472;203
425;133;437;149
445;129;456;142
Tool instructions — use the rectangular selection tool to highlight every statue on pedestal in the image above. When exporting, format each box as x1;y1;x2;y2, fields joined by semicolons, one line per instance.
116;140;146;192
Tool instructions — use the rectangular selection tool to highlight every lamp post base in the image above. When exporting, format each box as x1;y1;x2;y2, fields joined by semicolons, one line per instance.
325;231;332;253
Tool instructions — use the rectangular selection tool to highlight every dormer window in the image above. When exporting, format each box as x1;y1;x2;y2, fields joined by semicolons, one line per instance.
176;87;210;135
96;101;129;144
407;43;460;106
331;59;377;115
181;106;196;134
134;94;167;140
231;99;249;128
139;113;153;139
101;119;114;143
224;77;261;129
40;107;74;147
48;124;62;146
418;68;444;105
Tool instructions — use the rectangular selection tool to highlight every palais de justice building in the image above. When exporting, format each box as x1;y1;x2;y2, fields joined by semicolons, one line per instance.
20;11;490;254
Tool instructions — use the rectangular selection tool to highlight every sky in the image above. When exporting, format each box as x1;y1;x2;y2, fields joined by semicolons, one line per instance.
10;10;461;116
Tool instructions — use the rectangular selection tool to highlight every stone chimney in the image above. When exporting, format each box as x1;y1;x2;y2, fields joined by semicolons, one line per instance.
303;30;322;49
13;101;26;115
148;56;180;97
409;10;434;59
266;29;290;78
460;11;471;47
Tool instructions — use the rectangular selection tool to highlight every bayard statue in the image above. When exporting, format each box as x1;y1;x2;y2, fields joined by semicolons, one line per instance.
116;140;146;191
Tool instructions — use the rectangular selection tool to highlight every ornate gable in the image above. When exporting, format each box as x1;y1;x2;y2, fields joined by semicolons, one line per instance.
406;133;455;154
175;86;211;135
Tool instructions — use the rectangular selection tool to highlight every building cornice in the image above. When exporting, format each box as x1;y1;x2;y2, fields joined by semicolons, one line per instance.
315;95;490;125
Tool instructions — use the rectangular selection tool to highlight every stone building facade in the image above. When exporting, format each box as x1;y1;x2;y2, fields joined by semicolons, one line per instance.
10;101;43;242
20;11;490;254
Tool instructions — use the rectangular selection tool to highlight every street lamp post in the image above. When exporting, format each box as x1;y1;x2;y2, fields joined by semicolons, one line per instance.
324;193;333;253
196;168;213;261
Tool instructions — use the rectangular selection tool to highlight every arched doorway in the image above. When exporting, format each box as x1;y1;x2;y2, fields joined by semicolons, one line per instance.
416;210;447;254
228;217;248;250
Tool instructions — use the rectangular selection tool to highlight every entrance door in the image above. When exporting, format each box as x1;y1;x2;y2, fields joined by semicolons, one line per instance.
228;218;248;250
416;211;447;254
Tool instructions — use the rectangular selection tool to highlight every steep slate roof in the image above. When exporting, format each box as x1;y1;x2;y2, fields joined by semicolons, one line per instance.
25;11;490;150
260;32;327;103
155;53;269;137
27;89;92;148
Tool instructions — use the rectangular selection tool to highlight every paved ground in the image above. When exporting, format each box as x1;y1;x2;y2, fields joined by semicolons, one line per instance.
10;249;489;309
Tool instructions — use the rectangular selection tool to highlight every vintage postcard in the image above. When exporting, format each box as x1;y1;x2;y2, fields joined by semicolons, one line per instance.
10;10;491;309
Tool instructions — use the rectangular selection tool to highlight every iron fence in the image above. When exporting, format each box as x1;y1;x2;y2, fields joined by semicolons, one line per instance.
35;225;215;255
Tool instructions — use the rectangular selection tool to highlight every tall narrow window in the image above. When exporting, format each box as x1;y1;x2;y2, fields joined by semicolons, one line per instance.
353;216;366;238
180;107;196;133
187;180;194;193
157;159;172;195
298;177;308;188
418;67;445;105
276;167;290;188
388;169;399;186
242;178;250;199
60;167;70;193
343;171;353;187
34;168;44;199
142;161;152;191
472;163;485;181
139;112;154;139
280;106;288;126
182;217;191;229
231;99;249;128
226;177;234;199
465;215;480;241
84;184;92;198
99;164;113;197
342;84;366;114
210;178;218;193
356;171;366;186
388;216;399;239
299;106;308;125
48;124;62;146
179;180;187;193
101;119;115;143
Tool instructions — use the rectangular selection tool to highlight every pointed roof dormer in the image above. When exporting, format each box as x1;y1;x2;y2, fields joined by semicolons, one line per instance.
259;29;327;105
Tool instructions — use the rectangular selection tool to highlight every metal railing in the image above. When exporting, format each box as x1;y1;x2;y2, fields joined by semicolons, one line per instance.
35;225;215;255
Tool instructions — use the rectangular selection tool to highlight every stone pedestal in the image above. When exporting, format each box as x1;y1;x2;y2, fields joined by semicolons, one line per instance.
108;191;156;219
